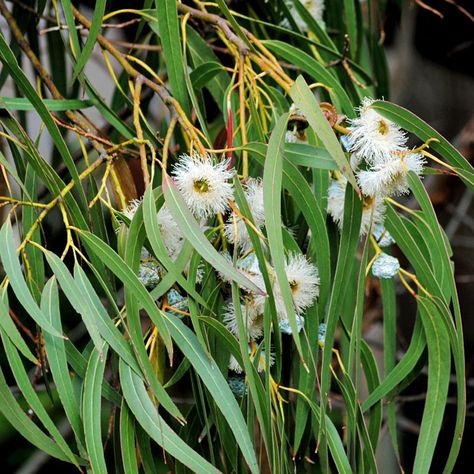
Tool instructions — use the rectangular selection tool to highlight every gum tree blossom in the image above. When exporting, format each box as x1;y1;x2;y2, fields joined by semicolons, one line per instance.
327;175;385;236
253;253;320;323
357;151;425;197
157;204;185;260
172;152;234;218
347;97;408;166
122;198;143;221
224;178;265;252
228;348;275;374
223;301;263;342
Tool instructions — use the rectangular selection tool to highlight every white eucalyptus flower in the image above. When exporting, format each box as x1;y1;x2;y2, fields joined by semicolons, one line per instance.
347;98;407;165
157;204;185;260
284;253;320;314
172;152;234;218
357;152;425;197
228;355;244;374
228;348;275;374
372;253;400;279
285;128;308;144
224;178;265;252
122;198;143;221
249;254;319;320
327;176;385;236
223;301;263;341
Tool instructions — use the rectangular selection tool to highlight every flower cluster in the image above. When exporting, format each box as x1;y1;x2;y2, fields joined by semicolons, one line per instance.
124;151;321;376
328;98;425;238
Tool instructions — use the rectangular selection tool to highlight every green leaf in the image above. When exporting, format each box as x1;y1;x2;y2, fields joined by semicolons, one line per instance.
0;364;72;462
285;142;337;169
163;176;264;294
119;360;220;474
413;297;451;473
0;221;63;338
190;61;224;90
1;332;81;467
43;250;104;355
41;278;85;448
74;264;144;373
289;75;359;190
0;289;37;364
158;313;260;473
120;401;139;474
83;343;109;474
343;0;358;58
0;97;93;110
319;184;362;460
72;0;107;80
363;319;426;411
154;0;190;115
263;112;304;359
77;229;173;357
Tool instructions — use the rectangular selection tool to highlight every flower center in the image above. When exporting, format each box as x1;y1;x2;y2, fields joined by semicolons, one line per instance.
193;178;210;193
289;280;299;294
363;196;374;210
378;119;389;135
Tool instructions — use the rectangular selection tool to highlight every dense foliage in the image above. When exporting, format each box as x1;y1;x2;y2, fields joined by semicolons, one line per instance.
0;1;472;472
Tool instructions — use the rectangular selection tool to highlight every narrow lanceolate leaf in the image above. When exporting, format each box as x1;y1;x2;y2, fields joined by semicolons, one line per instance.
119;360;220;474
363;318;426;411
41;278;85;448
413;298;451;474
83;343;109;474
0;221;63;338
0;97;93;110
72;0;106;80
77;230;173;358
74;262;184;422
1;333;81;468
263;112;304;360
159;312;260;474
44;250;103;355
155;0;190;115
162;176;264;295
73;264;140;372
120;401;139;474
0;365;72;462
289;75;359;191
0;289;37;364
